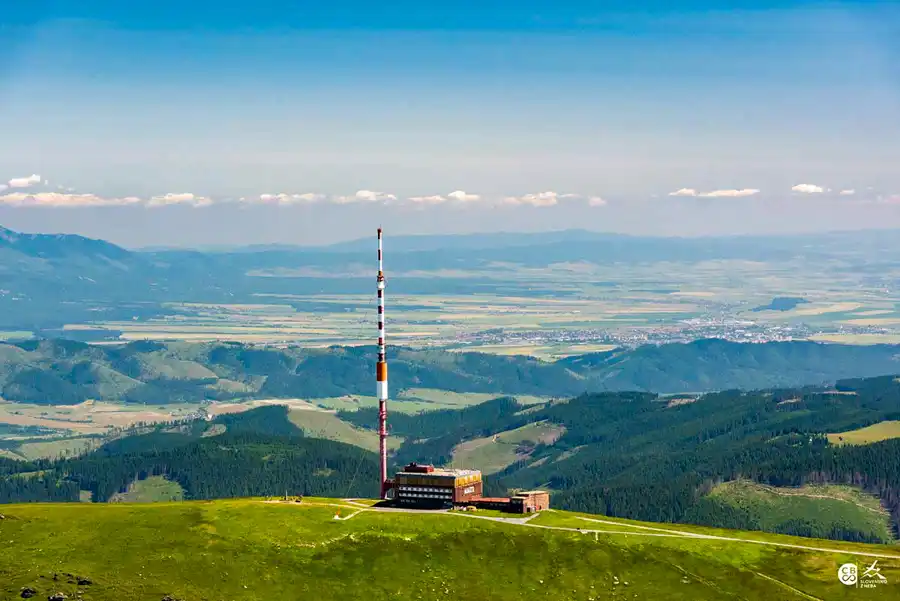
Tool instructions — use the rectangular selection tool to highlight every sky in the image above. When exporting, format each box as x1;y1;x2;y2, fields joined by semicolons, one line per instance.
0;1;899;247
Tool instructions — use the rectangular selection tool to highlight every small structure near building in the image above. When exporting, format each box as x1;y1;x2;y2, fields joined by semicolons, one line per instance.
511;491;550;513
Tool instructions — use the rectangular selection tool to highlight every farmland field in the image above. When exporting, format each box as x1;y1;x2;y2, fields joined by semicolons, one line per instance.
60;254;900;355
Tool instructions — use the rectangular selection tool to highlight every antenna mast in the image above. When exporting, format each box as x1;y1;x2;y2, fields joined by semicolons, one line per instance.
376;228;389;497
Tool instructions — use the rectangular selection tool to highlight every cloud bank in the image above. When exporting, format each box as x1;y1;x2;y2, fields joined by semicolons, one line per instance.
668;188;760;198
408;190;481;205
0;172;889;210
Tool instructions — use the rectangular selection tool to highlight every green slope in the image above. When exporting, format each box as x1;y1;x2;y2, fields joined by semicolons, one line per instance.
1;499;898;600
1;338;900;407
689;480;895;544
109;476;185;503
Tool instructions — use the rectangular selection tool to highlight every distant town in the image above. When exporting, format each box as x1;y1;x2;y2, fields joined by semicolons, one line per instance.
445;316;898;351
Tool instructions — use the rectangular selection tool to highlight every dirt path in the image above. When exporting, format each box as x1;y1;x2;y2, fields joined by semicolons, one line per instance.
572;516;900;560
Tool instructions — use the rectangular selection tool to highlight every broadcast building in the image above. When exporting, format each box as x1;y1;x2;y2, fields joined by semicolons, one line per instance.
392;463;549;513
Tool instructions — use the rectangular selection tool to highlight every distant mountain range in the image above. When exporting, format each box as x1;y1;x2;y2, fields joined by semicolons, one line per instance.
2;223;900;332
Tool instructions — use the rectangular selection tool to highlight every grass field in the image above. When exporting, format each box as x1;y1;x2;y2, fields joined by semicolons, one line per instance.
1;498;898;600
0;400;203;437
704;480;895;544
450;421;566;474
15;436;102;460
828;420;900;445
287;409;403;452
109;476;185;503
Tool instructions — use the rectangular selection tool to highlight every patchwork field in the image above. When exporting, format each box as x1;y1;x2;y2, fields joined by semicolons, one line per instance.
50;254;900;354
828;420;900;445
1;498;898;600
0;399;203;437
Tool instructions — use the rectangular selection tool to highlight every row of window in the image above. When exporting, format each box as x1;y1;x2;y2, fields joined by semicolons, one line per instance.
397;492;453;499
397;485;453;493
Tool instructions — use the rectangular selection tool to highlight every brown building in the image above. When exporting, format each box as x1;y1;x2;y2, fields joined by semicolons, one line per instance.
510;490;550;513
393;463;483;508
466;491;551;514
392;463;551;513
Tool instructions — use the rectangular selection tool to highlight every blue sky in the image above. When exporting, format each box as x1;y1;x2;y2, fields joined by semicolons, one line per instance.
0;1;898;246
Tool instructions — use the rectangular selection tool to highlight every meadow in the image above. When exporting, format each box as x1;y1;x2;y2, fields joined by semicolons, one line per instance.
450;421;566;474
828;420;900;445
702;480;895;544
2;498;899;600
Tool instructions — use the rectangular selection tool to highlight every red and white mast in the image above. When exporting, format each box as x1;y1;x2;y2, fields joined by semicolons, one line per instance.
376;228;389;497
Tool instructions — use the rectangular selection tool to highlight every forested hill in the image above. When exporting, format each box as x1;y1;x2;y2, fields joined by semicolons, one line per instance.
0;406;379;503
342;374;900;544
4;377;900;545
0;338;899;404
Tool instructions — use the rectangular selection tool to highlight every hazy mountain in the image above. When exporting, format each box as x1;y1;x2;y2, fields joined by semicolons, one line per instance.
2;223;900;331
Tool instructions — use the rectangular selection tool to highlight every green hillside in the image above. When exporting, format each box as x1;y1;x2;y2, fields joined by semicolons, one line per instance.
689;480;895;544
449;421;565;474
0;338;899;409
109;476;185;503
2;499;899;600
5;377;900;548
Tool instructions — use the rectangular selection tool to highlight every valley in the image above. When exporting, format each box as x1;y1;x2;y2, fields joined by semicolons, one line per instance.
3;227;900;357
3;374;900;549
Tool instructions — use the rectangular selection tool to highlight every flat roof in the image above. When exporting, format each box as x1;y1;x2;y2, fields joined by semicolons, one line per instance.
396;467;481;477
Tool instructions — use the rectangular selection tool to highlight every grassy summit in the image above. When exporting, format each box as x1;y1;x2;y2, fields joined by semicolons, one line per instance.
1;498;898;600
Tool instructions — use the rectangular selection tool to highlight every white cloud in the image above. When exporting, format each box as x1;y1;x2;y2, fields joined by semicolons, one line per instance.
700;189;760;198
792;184;825;194
588;196;608;207
0;192;142;208
668;188;698;197
334;190;397;204
408;190;481;205
7;174;41;188
408;194;449;204
668;187;759;198
839;189;856;196
257;193;325;205
0;184;6;192
147;193;213;208
502;191;561;207
446;190;480;203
